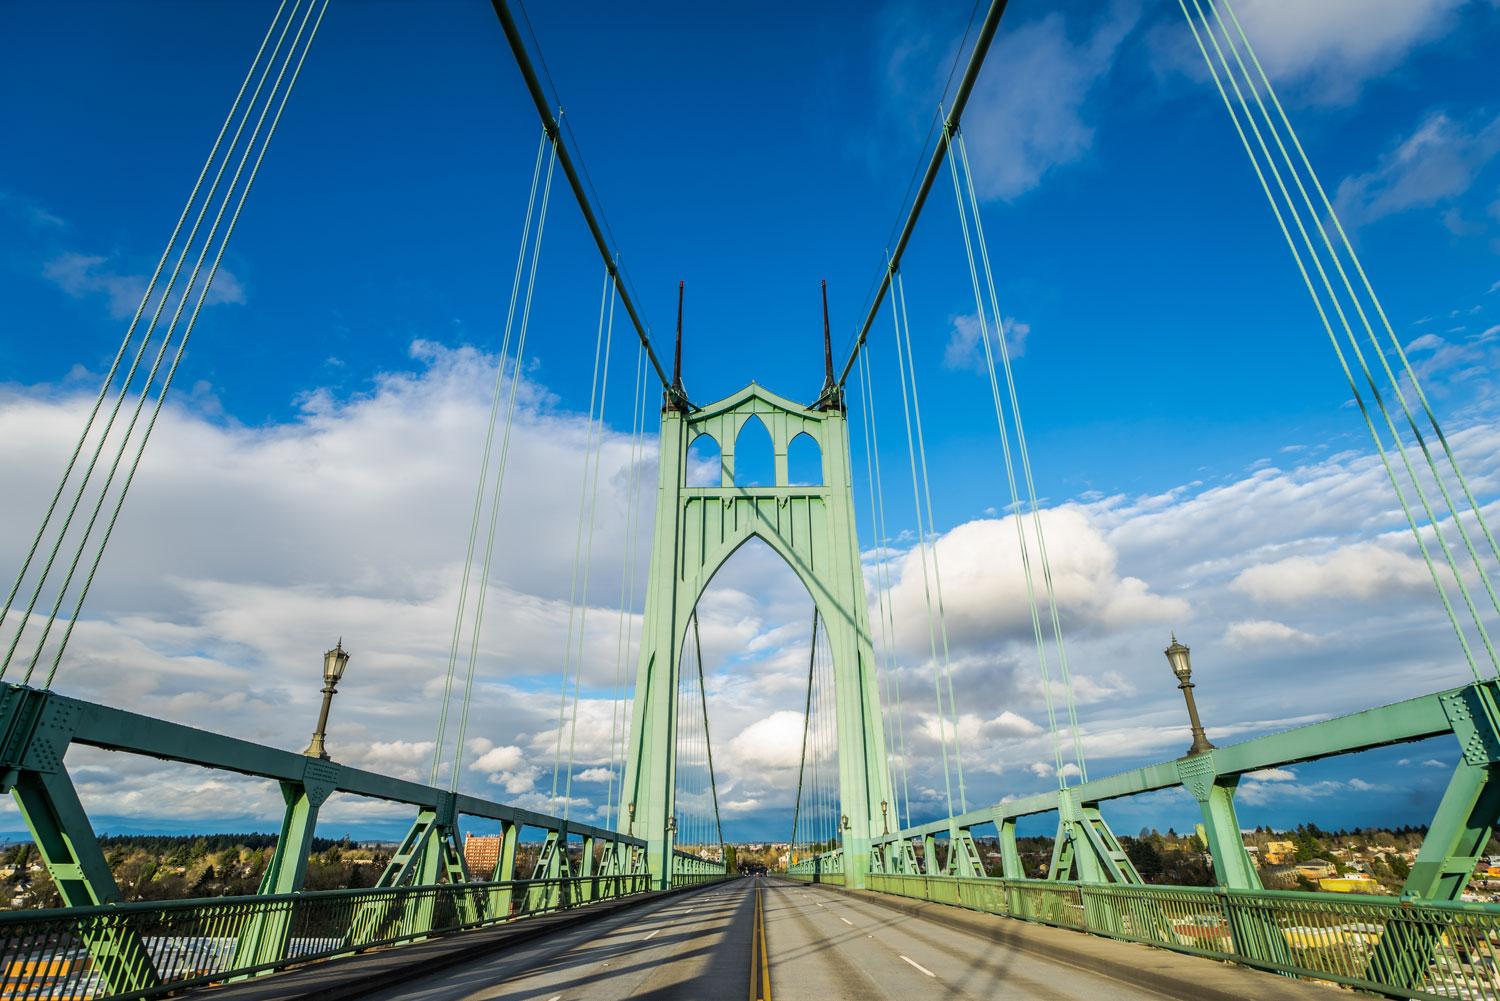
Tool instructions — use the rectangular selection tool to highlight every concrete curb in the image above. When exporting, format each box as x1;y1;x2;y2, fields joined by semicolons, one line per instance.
804;881;1342;1001
187;881;728;1001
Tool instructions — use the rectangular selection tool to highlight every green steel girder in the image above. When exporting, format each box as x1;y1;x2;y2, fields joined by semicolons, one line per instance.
1402;684;1500;901
4;683;638;848
231;778;326;972
0;679;647;973
874;680;1486;849
620;384;892;889
7;766;162;995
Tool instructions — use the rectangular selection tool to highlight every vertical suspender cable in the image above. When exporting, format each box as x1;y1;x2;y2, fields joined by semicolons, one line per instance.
440;138;558;786
1220;0;1500;592
561;276;618;818
855;348;910;830
32;0;333;686
605;344;646;828
692;613;725;855
889;274;957;820
945;130;1078;784
551;268;615;808
1176;0;1489;678
4;0;318;680
430;130;549;786
1196;0;1500;663
894;274;968;811
860;351;913;828
956;131;1088;780
790;608;817;856
0;1;290;649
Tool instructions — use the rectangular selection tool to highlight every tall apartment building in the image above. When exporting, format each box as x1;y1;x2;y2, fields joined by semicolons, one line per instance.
464;834;503;877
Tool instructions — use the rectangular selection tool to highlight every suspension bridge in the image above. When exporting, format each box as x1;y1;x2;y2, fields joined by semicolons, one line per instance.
3;0;1500;998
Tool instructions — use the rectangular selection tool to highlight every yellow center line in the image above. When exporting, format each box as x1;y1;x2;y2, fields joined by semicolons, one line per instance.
749;878;772;1001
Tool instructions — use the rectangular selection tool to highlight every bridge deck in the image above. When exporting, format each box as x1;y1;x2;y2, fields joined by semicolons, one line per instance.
320;878;1338;1000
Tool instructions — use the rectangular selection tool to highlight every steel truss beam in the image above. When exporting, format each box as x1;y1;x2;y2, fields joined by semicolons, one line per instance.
0;681;647;958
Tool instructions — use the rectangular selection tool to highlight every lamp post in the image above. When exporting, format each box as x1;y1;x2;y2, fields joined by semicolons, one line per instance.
1165;635;1214;756
302;639;350;760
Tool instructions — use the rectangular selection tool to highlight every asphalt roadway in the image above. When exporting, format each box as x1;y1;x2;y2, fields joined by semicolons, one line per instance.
359;876;1191;1001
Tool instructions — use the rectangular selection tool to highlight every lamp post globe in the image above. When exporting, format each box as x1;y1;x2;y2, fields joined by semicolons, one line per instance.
323;639;350;685
1164;635;1214;757
303;639;350;760
1164;635;1191;682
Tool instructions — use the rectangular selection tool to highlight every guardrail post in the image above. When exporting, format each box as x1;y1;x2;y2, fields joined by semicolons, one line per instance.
487;820;520;918
232;773;331;972
1176;754;1289;969
998;817;1022;879
580;835;596;902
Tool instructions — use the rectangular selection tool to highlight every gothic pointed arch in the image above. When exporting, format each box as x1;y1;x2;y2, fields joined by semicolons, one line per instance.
619;383;891;890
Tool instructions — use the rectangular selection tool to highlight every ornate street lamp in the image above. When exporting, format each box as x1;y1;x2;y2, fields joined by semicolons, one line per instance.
1165;635;1214;757
302;639;350;760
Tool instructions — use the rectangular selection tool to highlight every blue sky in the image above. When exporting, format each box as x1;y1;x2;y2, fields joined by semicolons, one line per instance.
4;0;1500;842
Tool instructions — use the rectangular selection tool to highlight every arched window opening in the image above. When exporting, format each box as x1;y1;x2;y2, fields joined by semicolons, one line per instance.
734;414;774;487
686;433;723;487
787;432;822;486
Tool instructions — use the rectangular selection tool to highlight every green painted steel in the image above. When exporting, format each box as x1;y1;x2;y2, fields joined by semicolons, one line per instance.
851;677;1500;994
0;680;649;968
0;873;651;1001
620;384;893;889
867;873;1500;1000
873;679;1500;906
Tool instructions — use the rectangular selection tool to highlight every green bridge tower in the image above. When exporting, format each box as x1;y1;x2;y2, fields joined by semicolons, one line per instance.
619;363;894;889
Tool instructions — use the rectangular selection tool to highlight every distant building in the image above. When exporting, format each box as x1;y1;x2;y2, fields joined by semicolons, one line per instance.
1320;873;1380;893
1264;840;1296;865
464;835;504;877
1295;860;1336;879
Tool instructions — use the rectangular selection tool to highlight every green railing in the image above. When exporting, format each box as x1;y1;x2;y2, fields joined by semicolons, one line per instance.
0;873;650;1001
784;872;846;886
670;873;731;888
786;848;842;883
868;873;1500;1000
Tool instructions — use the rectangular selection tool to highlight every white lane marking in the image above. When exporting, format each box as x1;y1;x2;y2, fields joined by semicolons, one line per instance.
546;996;561;1001
840;917;853;925
644;929;661;941
685;908;695;913
900;955;936;977
816;902;823;907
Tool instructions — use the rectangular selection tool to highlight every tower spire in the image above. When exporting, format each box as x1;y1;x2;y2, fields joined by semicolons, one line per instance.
672;280;684;394
821;279;834;389
818;280;841;410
